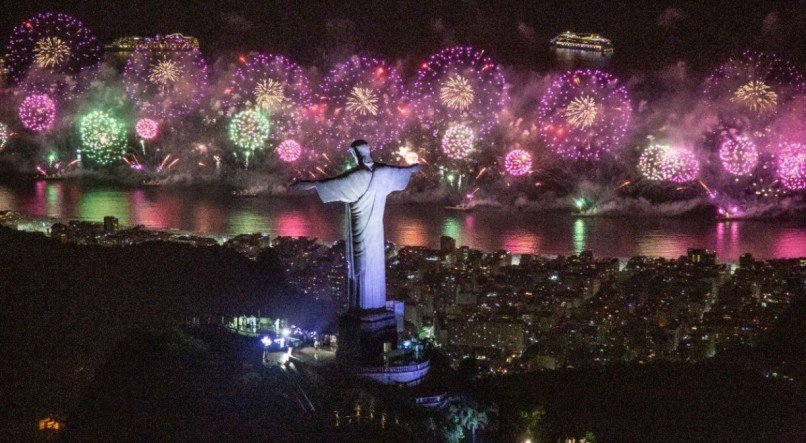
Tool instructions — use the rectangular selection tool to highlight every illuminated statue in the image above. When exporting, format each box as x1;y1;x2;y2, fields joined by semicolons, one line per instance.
295;140;420;310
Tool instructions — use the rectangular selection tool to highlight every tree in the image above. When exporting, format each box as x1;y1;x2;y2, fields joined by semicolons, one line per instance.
518;405;546;442
443;422;465;443
459;406;488;442
447;400;497;443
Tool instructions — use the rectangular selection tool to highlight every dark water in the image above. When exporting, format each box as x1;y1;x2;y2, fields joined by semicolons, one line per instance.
1;180;804;260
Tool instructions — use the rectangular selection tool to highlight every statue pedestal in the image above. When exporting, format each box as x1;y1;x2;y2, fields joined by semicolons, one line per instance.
336;308;397;364
335;308;431;386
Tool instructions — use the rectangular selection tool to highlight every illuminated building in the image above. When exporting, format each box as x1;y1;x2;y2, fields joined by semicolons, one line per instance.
687;248;716;266
550;31;614;53
38;416;63;435
739;253;756;269
228;315;288;336
0;210;21;228
447;319;527;354
103;216;119;234
440;235;456;253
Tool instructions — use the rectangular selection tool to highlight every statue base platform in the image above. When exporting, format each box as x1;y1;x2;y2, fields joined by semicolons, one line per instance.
336;308;397;364
351;359;430;386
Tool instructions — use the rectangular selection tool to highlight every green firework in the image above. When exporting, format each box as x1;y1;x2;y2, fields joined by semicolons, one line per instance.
79;110;127;167
228;108;271;153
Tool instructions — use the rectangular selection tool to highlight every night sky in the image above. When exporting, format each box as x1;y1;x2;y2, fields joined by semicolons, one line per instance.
2;0;805;71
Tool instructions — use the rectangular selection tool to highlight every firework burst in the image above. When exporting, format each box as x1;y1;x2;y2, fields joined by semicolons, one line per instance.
79;110;127;167
135;118;159;140
5;13;100;98
229;109;271;153
0;122;11;148
19;93;56;132
538;70;631;161
564;95;598;128
33;36;71;69
254;78;285;110
413;46;508;135
703;51;804;125
124;35;207;120
777;142;806;190
277;139;302;162
395;144;422;165
148;59;182;91
504;149;532;176
731;80;777;114
718;134;759;176
441;124;476;160
317;56;406;149
222;53;312;138
638;143;699;183
345;86;379;116
439;74;475;111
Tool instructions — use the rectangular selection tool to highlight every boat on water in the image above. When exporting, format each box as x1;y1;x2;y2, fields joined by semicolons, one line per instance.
232;188;261;197
444;202;473;212
550;31;614;53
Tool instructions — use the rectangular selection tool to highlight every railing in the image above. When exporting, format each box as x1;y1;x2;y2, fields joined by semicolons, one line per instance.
352;361;430;374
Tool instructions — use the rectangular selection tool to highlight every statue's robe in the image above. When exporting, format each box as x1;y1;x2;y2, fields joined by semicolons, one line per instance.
314;164;416;310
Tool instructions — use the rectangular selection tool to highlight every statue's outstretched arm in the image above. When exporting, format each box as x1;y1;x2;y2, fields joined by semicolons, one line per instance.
384;163;422;192
293;168;353;191
385;163;422;173
296;169;362;203
292;180;316;191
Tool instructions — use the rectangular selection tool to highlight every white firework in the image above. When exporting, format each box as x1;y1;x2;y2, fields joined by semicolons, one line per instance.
439;74;475;111
731;80;778;114
148;59;182;91
564;95;598;128
254;78;286;110
345;86;379;116
33;37;71;69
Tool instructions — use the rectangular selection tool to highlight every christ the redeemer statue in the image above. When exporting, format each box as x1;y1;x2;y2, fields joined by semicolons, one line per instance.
295;140;421;311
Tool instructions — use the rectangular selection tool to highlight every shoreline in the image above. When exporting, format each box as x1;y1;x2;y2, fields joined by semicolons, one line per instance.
1;174;804;220
6;209;799;265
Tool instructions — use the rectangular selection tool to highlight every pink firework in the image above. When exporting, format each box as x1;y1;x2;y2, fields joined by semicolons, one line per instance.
412;46;508;136
718;134;758;176
538;69;631;161
5;13;100;99
664;147;700;183
135;118;159;140
223;53;312;137
777;142;806;190
277;139;302;162
315;56;406;149
19;93;56;132
504;149;532;176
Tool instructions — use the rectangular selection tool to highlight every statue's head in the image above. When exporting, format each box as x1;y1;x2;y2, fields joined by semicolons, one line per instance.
349;139;374;169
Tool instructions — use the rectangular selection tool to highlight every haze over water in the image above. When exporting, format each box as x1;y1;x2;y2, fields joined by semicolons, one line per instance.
1;180;803;260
